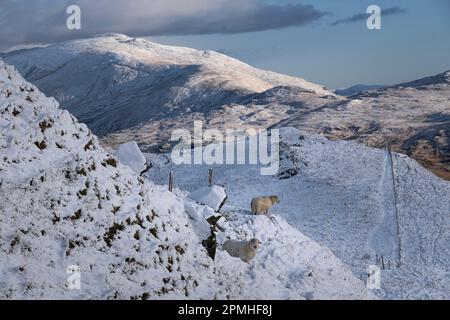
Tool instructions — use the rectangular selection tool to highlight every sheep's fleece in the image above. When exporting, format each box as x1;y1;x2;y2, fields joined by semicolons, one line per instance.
222;238;260;263
251;196;279;215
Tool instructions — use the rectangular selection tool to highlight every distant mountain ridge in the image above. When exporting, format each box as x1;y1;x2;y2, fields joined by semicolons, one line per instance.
392;70;450;88
335;84;387;96
335;70;450;96
273;69;450;180
4;34;450;180
2;33;336;151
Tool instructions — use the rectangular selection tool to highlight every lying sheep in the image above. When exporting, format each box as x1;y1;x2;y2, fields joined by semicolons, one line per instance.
251;195;280;215
222;238;260;263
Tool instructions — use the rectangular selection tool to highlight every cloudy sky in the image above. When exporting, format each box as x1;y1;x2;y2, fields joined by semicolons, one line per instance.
1;0;449;88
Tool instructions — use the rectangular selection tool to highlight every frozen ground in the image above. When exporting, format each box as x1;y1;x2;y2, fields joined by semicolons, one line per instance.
146;128;450;299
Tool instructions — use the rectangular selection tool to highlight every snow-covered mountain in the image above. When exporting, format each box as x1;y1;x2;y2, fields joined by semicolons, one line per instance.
146;128;450;299
393;70;450;89
334;84;386;96
0;60;372;299
2;34;338;152
5;34;450;182
272;70;450;180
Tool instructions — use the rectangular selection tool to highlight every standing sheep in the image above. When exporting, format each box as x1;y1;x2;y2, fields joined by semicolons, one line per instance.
222;238;260;263
251;195;280;215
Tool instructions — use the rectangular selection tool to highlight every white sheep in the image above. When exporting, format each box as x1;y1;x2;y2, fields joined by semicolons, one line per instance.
222;238;260;263
250;195;280;215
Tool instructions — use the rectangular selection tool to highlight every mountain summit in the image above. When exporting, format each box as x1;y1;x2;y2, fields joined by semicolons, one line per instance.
2;34;336;151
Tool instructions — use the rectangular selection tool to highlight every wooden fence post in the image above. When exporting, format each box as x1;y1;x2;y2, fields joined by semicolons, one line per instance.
168;171;174;192
386;141;402;269
208;168;213;187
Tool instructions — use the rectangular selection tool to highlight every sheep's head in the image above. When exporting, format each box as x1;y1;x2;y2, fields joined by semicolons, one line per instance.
248;238;260;251
269;195;280;204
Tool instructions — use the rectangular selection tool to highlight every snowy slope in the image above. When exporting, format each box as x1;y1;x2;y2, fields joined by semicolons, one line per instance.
146;128;450;299
272;70;450;180
2;34;338;152
0;60;371;299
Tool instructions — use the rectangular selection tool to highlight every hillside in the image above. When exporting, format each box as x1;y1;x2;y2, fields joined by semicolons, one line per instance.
272;70;450;180
0;60;371;299
2;34;338;152
4;35;450;181
146;128;450;299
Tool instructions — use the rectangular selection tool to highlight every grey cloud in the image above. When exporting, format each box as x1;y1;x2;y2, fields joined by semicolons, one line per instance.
0;0;327;51
144;4;327;35
330;7;406;26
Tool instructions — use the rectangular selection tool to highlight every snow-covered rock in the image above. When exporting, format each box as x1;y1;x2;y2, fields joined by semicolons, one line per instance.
189;186;227;212
0;60;372;300
115;141;146;174
0;59;217;299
